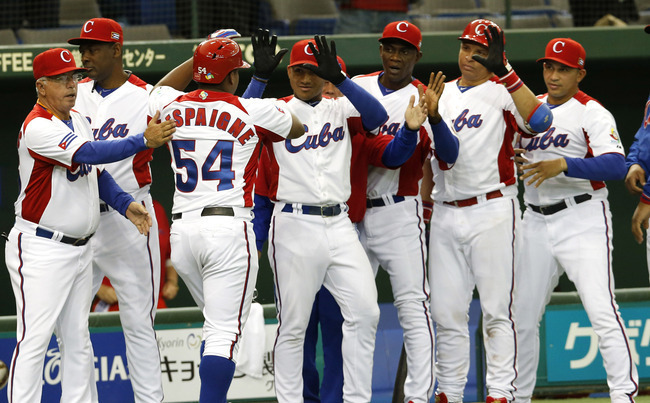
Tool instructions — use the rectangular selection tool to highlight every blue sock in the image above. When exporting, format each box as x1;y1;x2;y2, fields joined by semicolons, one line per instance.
199;355;236;403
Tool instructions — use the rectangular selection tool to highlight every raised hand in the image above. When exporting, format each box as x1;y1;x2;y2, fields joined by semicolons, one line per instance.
471;25;509;77
303;35;345;85
404;88;428;131
251;28;288;80
422;71;446;123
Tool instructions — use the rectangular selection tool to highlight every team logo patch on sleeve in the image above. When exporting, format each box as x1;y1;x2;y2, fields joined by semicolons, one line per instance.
608;127;619;141
58;132;77;150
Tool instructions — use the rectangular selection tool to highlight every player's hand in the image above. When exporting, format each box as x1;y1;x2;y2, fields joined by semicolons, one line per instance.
404;90;427;131
472;25;509;77
126;202;152;236
625;164;646;195
303;35;345;85
422;71;446;124
144;111;175;148
251;28;288;80
520;158;566;188
631;201;650;244
162;281;179;300
514;147;528;175
96;284;118;305
207;28;241;40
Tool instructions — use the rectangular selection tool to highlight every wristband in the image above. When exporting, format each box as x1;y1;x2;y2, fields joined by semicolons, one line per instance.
499;66;523;94
252;75;269;83
423;201;433;224
641;193;650;205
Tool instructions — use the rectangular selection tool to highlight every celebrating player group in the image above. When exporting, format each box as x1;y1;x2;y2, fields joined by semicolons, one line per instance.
4;13;646;403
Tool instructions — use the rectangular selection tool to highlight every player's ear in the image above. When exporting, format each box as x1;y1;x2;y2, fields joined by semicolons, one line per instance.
577;68;586;83
113;42;122;59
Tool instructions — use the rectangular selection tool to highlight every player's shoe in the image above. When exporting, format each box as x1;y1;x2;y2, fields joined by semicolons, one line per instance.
486;397;509;403
435;392;448;403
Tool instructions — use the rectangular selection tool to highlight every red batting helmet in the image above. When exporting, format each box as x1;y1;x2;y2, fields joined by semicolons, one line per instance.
458;19;503;47
193;38;250;84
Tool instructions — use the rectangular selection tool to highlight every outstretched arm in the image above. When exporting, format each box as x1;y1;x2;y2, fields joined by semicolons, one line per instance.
303;35;387;130
472;26;552;134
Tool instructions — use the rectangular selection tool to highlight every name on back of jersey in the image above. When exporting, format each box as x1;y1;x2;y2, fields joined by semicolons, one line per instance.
167;107;256;145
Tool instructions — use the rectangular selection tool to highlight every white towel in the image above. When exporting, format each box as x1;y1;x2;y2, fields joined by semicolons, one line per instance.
234;302;265;379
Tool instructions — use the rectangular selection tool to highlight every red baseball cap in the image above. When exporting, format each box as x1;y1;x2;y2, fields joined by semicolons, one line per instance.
288;39;318;68
379;21;422;51
337;56;347;75
33;48;88;80
68;18;123;45
458;19;503;48
537;38;586;69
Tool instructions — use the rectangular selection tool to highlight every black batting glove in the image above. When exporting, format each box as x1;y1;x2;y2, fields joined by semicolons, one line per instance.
250;28;288;80
471;25;509;77
303;35;346;86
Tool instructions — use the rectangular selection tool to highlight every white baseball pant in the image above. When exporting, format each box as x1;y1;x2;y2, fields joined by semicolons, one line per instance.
91;193;162;403
514;200;639;403
170;208;258;360
5;228;97;403
268;206;380;403
359;196;435;403
429;197;520;401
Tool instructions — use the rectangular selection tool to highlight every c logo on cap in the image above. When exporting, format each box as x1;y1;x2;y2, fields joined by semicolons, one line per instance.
83;20;94;33
474;24;487;36
304;44;314;56
552;41;565;53
396;22;409;32
60;50;71;62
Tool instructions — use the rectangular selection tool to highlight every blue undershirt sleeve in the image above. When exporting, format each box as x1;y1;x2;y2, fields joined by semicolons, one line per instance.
336;78;387;131
73;134;148;164
431;119;459;164
97;169;135;216
564;153;626;181
252;194;274;252
242;78;267;99
381;126;417;168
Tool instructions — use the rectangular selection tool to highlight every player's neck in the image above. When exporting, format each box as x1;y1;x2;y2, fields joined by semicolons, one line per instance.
96;70;129;90
547;88;579;106
37;100;70;121
378;73;411;91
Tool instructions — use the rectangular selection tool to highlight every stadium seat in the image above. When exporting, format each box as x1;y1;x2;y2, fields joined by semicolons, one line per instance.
59;0;101;27
267;0;338;35
17;27;81;44
0;29;17;45
122;24;172;41
292;16;338;35
510;13;552;28
552;12;574;27
416;0;490;16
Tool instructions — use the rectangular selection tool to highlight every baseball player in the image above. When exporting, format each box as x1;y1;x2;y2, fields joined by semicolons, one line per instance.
67;18;166;401
149;36;304;401
424;19;553;403
352;21;459;403
5;48;172;403
251;51;435;401
259;35;393;402
513;38;639;403
625;25;650;282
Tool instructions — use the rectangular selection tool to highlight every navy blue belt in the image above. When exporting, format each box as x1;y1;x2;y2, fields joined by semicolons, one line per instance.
171;206;235;220
366;195;405;208
281;204;342;217
35;227;94;246
528;193;592;216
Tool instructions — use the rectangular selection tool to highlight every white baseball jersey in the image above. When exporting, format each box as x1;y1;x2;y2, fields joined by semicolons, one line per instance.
432;78;531;201
520;91;624;205
265;95;365;205
15;104;99;238
149;86;293;213
74;74;153;201
353;72;433;197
